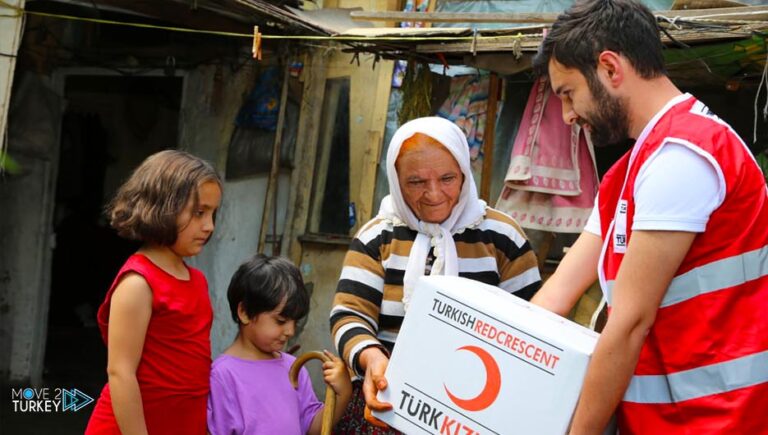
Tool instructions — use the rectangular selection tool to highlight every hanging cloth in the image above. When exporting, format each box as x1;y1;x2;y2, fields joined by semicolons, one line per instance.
496;77;598;233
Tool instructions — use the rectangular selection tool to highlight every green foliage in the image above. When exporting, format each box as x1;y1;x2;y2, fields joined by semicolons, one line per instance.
398;61;432;126
758;151;768;185
0;150;21;175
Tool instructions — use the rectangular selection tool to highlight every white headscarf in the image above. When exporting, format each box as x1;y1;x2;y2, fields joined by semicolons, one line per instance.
377;117;486;310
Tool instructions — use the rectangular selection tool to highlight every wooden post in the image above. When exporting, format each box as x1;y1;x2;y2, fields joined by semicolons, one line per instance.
349;59;394;232
307;79;341;233
480;72;500;202
282;51;329;264
258;62;291;254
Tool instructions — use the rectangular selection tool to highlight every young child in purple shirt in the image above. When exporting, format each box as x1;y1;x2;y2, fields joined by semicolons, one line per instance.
207;254;352;435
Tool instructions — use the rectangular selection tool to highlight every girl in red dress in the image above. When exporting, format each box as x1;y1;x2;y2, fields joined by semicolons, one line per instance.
85;150;222;435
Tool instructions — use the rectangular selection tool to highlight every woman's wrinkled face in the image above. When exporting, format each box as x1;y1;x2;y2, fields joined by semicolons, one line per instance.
396;134;463;223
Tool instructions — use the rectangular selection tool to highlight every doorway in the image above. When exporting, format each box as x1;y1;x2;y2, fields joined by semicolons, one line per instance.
41;74;182;431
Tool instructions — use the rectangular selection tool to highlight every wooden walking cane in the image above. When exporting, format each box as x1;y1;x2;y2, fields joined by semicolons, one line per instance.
289;351;336;435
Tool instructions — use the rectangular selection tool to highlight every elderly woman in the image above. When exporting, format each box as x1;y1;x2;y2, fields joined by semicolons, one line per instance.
330;117;541;433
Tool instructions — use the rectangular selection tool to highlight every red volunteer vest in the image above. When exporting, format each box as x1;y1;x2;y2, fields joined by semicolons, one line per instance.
597;95;768;434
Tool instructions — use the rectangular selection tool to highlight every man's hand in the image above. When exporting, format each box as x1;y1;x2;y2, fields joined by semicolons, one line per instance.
568;230;696;434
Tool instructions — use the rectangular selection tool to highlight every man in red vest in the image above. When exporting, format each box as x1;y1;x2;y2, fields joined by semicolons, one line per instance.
530;0;768;433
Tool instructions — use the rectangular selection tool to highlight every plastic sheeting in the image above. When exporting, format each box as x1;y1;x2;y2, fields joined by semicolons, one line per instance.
435;0;675;29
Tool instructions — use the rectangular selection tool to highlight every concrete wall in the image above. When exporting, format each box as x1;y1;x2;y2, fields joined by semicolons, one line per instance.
0;0;25;156
0;73;62;384
178;62;295;357
190;172;291;357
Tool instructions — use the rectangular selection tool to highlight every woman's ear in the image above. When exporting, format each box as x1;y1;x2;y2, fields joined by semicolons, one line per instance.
237;303;251;325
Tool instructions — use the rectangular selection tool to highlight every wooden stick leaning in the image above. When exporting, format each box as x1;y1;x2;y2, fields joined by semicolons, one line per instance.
289;351;336;435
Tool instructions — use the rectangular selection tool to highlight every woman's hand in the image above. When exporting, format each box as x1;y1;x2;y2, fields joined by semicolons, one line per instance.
359;347;393;411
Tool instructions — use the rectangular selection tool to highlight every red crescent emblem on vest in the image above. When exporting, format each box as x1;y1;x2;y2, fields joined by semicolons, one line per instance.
444;345;501;411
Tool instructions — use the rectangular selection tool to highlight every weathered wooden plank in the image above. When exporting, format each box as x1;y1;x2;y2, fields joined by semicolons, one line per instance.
415;37;541;54
464;53;533;75
325;52;393;235
307;78;340;233
351;11;559;23
350;5;768;23
258;63;291;254
282;51;329;264
413;29;750;54
353;60;393;231
671;0;746;10
84;0;254;33
479;73;499;202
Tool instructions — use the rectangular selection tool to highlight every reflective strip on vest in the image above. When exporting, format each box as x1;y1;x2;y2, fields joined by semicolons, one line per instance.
603;246;768;307
624;350;768;404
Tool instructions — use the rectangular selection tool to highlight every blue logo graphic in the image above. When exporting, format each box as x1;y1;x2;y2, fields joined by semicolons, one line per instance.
61;389;94;412
11;387;95;413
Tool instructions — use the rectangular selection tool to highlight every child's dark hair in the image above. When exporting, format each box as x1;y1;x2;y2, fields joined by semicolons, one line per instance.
227;254;310;323
108;150;222;246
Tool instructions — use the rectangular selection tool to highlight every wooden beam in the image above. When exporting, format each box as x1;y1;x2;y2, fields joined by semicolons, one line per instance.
416;37;541;54
668;6;768;21
413;28;750;54
350;5;768;23
307;79;340;233
666;5;768;20
464;53;532;75
90;0;254;33
351;11;558;23
479;73;499;202
282;50;329;264
258;62;291;255
349;58;393;232
671;0;746;10
237;0;328;34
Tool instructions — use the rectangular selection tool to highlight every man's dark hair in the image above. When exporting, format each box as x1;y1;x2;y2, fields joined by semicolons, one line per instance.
227;254;310;323
533;0;666;83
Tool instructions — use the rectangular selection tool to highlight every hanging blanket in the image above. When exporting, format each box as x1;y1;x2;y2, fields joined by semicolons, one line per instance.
496;77;598;233
437;74;492;161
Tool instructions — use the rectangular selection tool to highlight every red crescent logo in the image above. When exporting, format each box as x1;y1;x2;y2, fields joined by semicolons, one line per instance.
444;345;501;411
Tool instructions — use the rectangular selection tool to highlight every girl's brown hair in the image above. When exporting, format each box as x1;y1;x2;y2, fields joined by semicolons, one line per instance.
108;150;222;246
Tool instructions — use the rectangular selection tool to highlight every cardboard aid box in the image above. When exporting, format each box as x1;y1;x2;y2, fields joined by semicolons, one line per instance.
373;276;599;434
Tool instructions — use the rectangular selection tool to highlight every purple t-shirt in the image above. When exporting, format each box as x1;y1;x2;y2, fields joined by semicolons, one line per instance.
207;353;323;435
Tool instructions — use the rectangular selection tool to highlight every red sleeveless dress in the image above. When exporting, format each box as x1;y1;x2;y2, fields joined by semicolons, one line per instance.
85;254;213;435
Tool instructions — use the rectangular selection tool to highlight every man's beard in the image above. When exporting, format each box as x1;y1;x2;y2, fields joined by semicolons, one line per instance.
583;79;631;148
